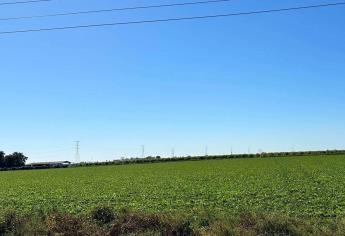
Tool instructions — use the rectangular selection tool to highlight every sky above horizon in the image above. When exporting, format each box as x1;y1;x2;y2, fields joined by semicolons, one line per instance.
1;0;345;163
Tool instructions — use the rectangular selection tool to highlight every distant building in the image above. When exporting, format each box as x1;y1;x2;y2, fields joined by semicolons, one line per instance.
27;161;71;168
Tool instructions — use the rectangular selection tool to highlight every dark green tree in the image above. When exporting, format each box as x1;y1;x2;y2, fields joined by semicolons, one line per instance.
4;152;28;167
0;151;5;168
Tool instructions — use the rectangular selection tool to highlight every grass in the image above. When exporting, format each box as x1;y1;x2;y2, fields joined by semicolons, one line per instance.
0;154;345;218
2;209;345;235
1;154;345;235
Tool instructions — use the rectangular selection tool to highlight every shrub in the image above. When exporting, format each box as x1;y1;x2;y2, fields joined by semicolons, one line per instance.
110;213;162;235
91;207;115;225
46;213;104;236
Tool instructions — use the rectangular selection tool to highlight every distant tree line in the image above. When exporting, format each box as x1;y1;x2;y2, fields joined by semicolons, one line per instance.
1;149;345;171
74;150;345;168
0;151;28;169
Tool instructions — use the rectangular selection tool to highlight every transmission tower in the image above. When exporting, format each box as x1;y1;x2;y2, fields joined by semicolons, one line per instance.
141;145;145;158
171;147;175;158
75;141;80;163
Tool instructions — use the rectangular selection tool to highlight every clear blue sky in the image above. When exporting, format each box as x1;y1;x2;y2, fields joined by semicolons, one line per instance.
1;0;345;163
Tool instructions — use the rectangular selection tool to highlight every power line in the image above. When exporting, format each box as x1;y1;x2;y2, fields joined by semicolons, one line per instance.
0;0;232;22
0;0;51;6
0;1;344;35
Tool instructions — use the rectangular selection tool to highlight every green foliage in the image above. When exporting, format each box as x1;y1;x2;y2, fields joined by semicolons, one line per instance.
74;149;345;168
2;210;345;236
0;151;5;168
0;154;345;219
91;206;115;225
0;151;28;169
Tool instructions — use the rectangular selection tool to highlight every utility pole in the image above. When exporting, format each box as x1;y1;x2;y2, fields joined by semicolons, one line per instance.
171;147;175;158
75;141;80;163
205;145;208;156
141;145;145;158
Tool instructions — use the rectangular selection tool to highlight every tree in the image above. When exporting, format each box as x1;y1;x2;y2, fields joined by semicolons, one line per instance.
0;151;5;168
4;152;28;168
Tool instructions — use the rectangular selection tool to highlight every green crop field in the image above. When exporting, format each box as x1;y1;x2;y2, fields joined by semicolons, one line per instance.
1;155;345;218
